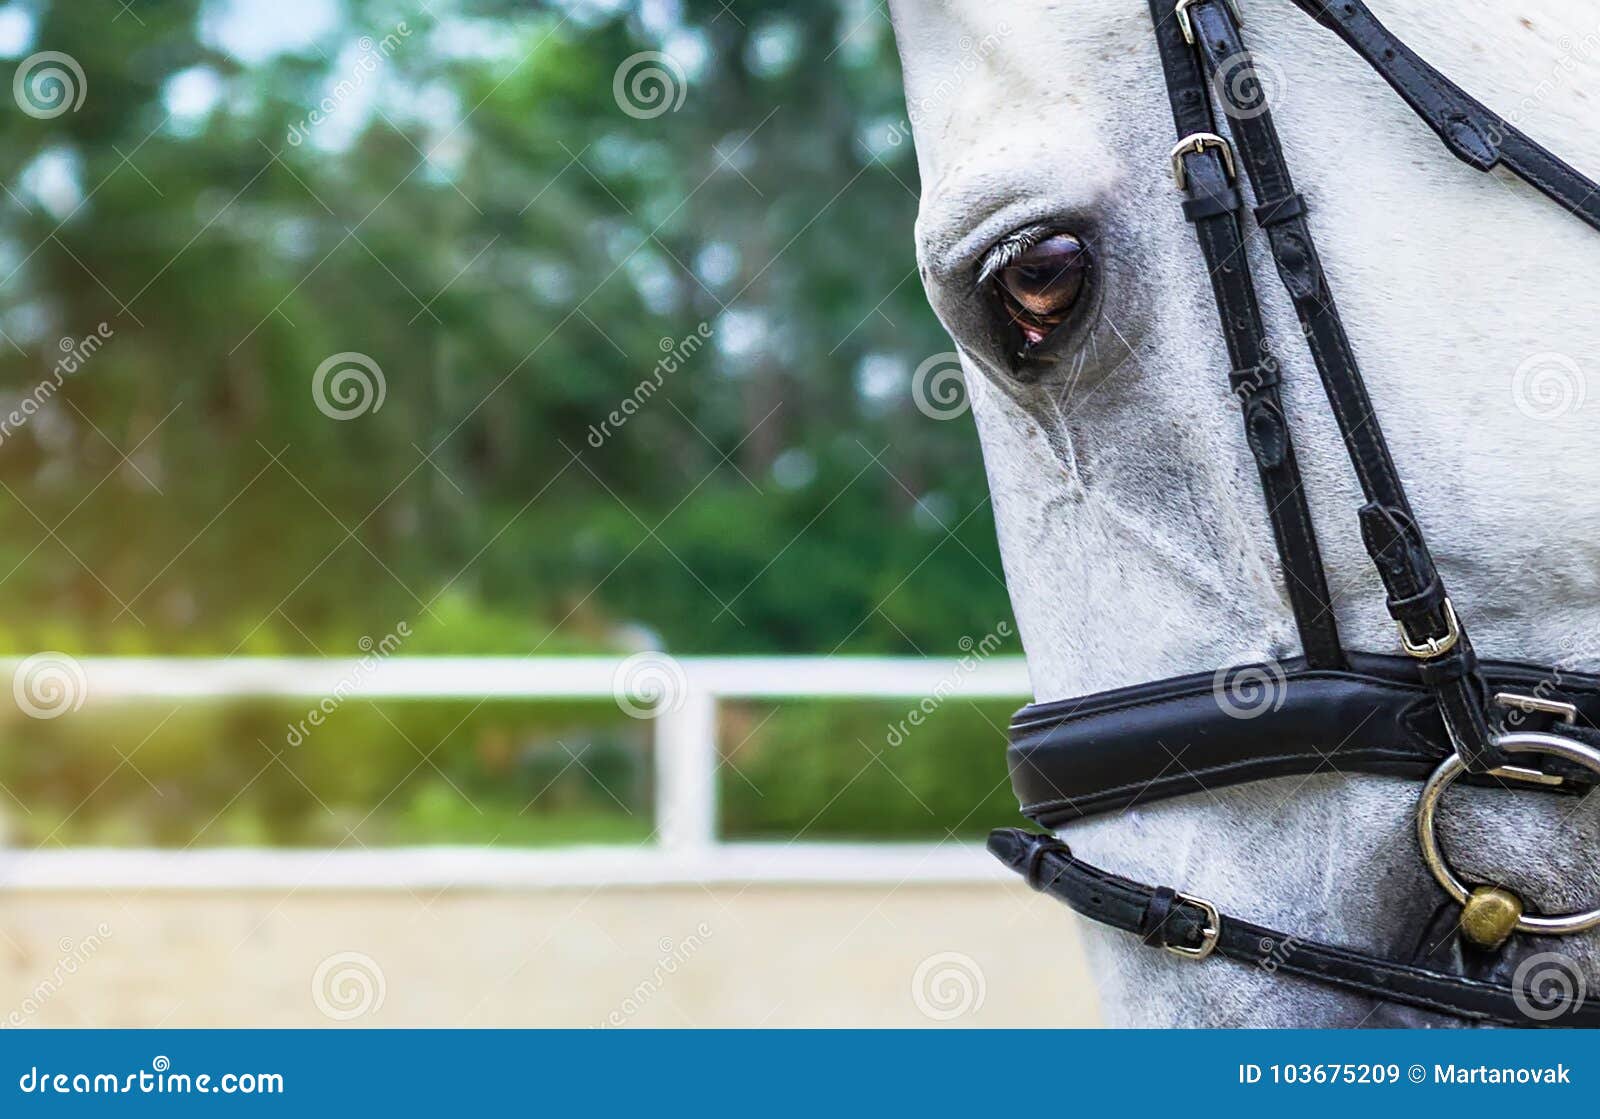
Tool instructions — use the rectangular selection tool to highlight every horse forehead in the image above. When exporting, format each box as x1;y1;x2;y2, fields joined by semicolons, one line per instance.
888;1;1149;267
889;1;1147;142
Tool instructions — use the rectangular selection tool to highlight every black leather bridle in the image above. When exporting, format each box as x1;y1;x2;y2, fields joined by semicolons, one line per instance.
988;0;1600;1027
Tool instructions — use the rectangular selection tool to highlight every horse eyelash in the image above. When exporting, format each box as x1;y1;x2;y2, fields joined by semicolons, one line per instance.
976;227;1052;289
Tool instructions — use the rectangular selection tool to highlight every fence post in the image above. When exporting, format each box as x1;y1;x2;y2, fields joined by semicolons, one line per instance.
655;687;717;853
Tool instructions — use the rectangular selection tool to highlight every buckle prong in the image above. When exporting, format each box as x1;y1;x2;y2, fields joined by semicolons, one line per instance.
1175;0;1245;46
1398;596;1461;660
1164;892;1222;960
1170;133;1236;191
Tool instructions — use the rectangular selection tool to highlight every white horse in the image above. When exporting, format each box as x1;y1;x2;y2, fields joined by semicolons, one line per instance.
888;0;1600;1026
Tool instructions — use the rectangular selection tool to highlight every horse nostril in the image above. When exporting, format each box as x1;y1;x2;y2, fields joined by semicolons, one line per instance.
991;232;1091;350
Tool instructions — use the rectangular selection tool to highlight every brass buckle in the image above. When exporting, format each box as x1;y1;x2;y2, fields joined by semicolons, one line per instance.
1165;892;1223;960
1175;0;1245;46
1397;596;1461;659
1170;132;1236;191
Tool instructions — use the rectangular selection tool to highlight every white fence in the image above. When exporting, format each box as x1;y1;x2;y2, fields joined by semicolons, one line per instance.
1;657;1034;890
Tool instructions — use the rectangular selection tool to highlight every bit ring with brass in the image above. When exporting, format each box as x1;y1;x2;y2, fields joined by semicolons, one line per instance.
1417;730;1600;936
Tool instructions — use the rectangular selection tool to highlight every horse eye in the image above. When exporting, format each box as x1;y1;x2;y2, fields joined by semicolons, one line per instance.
993;233;1090;349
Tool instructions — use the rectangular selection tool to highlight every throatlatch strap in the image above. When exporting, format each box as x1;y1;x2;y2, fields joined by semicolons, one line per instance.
1287;0;1600;236
1150;0;1343;670
1181;0;1500;771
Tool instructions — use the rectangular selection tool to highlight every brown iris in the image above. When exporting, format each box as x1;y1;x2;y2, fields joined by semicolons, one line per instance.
994;233;1090;349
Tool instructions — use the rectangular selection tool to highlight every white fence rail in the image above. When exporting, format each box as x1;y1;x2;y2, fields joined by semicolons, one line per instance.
1;657;1034;890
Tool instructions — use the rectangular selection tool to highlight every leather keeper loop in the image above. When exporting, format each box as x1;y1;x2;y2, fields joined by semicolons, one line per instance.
1253;191;1307;227
1387;574;1446;625
1139;886;1180;947
1417;647;1473;688
1228;362;1280;395
1183;186;1242;221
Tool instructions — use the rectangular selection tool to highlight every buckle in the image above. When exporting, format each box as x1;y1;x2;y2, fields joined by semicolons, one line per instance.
1493;691;1578;725
1164;892;1222;960
1397;596;1461;659
1175;0;1244;46
1170;132;1236;191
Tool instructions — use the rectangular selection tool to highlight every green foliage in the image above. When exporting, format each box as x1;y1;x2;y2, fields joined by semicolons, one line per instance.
0;1;1020;844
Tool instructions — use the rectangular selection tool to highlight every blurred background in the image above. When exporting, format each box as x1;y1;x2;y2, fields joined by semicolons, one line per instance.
0;0;1094;1025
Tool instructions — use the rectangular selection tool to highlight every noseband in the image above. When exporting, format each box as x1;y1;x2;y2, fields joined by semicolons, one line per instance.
990;0;1600;1026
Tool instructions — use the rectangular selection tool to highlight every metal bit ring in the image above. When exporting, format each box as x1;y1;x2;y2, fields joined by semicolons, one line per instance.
1417;730;1600;936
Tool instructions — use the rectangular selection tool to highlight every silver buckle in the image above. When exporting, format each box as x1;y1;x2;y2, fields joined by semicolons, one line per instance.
1175;0;1244;46
1397;596;1461;659
1487;693;1577;786
1165;892;1222;960
1493;690;1578;725
1169;132;1236;191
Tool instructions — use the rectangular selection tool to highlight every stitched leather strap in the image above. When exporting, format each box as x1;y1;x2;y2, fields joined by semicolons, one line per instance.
1007;651;1600;826
1152;0;1343;669
990;829;1600;1027
1182;0;1502;771
1287;0;1600;234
